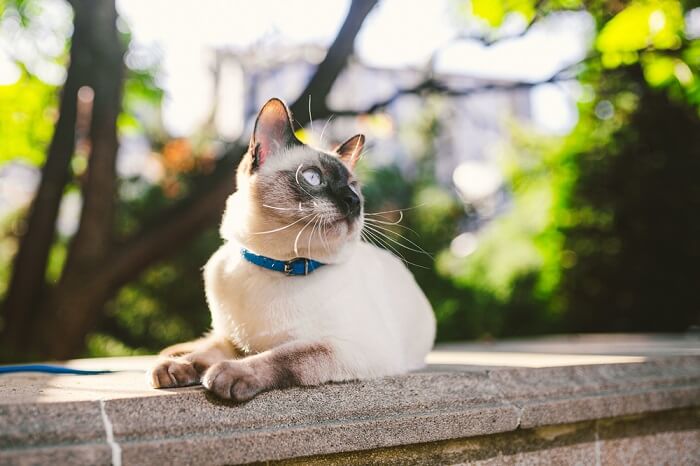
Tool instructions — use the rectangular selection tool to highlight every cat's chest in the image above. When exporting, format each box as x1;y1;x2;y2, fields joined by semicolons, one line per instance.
206;247;337;351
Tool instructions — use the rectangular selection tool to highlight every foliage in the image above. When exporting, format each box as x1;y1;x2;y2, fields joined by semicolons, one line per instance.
0;70;58;165
2;0;700;357
553;68;700;331
0;0;69;166
438;0;700;338
89;229;218;356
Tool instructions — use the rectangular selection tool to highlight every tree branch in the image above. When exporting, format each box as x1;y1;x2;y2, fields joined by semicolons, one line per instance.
453;0;587;48
104;151;242;293
289;0;378;126
99;0;380;294
317;60;581;119
97;1;585;296
333;77;563;117
457;0;548;47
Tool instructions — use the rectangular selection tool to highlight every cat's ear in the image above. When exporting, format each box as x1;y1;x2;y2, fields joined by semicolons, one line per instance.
250;98;298;169
334;134;365;169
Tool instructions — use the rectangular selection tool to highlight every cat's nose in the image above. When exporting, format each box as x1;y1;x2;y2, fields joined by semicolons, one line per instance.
341;187;361;216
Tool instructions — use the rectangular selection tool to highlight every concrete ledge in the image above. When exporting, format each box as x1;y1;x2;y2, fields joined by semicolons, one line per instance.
1;334;699;465
274;408;700;465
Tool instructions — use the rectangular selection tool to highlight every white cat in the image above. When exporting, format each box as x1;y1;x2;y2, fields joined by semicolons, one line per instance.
148;98;435;401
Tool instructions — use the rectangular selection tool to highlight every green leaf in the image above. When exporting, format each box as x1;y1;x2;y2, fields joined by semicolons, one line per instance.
470;0;537;27
472;0;506;26
597;0;684;61
643;54;676;86
0;70;58;166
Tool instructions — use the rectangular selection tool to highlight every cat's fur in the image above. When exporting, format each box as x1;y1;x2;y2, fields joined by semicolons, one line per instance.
148;98;435;401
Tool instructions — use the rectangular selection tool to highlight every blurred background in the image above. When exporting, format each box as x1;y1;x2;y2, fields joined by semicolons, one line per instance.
1;0;699;362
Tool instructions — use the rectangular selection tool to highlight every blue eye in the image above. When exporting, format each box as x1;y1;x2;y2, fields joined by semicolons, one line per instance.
302;168;322;186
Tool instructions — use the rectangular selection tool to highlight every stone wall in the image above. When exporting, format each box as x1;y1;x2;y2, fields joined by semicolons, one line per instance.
1;334;698;465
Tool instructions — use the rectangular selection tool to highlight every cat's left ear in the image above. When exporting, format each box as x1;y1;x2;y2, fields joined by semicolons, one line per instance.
250;98;298;170
334;134;365;169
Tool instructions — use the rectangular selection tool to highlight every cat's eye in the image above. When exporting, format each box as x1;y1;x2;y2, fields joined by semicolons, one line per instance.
302;168;322;186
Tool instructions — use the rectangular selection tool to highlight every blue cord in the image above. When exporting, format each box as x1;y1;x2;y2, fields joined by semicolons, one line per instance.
0;364;115;375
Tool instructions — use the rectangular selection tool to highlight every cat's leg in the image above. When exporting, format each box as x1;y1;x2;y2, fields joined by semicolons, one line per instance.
148;334;239;388
202;340;337;401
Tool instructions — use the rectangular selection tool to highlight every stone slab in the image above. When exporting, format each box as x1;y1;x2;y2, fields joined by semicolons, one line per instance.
0;334;698;465
109;371;518;465
488;356;700;428
434;333;700;357
0;444;112;466
0;400;106;449
270;409;700;465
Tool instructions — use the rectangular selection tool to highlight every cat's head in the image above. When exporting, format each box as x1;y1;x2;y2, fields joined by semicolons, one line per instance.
221;98;365;262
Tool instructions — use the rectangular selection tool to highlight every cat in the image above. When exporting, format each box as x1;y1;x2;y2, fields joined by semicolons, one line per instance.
147;98;436;401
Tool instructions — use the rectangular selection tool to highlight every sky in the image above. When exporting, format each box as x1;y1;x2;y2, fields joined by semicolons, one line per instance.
115;0;594;135
0;0;594;136
0;0;594;225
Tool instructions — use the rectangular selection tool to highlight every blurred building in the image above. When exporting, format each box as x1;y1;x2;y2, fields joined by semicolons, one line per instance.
210;45;532;228
0;44;534;235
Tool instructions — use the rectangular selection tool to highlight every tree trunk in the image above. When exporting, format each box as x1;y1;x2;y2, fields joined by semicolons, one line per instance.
0;0;93;359
37;0;124;359
1;0;378;361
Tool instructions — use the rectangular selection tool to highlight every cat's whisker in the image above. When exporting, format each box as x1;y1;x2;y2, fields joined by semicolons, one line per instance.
364;204;428;217
369;210;403;225
318;216;328;253
362;227;396;256
319;217;330;252
363;223;433;258
361;230;381;249
294;214;319;257
362;226;430;270
320;216;332;254
364;216;422;239
263;203;310;212
307;215;321;256
308;95;314;135
253;212;315;235
319;114;334;144
364;210;420;236
363;222;432;255
366;233;430;270
361;228;383;251
357;148;372;161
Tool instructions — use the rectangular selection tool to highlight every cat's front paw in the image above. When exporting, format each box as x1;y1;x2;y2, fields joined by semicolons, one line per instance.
202;360;264;401
147;358;199;388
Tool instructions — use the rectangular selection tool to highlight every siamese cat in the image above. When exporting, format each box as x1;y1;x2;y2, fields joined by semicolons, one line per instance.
148;98;436;401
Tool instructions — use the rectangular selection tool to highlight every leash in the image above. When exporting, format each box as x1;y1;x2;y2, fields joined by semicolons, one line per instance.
0;364;116;375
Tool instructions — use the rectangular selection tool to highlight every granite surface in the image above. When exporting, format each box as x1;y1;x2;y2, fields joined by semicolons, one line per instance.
0;333;698;465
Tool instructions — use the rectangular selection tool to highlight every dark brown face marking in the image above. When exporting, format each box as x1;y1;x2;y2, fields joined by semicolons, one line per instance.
280;152;363;222
240;99;367;233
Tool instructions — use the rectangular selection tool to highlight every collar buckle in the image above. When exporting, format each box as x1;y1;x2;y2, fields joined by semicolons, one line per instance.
284;258;309;276
241;248;323;276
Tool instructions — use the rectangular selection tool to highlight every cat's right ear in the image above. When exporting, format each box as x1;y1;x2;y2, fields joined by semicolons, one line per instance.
249;98;298;170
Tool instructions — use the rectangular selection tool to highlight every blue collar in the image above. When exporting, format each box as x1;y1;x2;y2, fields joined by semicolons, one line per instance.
240;248;325;276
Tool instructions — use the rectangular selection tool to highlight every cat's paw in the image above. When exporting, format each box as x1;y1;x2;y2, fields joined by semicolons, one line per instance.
147;358;199;388
201;360;264;401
